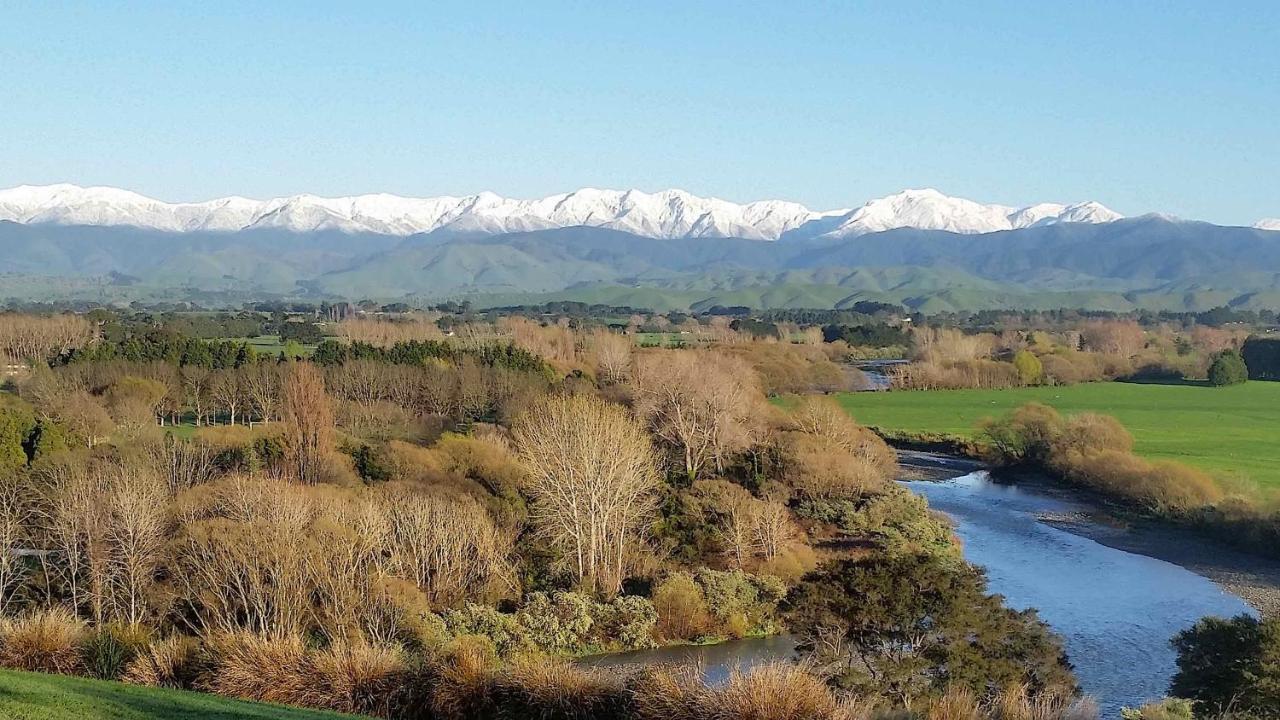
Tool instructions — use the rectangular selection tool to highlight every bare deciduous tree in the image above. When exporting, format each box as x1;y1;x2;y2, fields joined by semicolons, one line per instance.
631;350;763;480
281;363;335;485
243;363;281;425
514;394;658;594
591;329;632;384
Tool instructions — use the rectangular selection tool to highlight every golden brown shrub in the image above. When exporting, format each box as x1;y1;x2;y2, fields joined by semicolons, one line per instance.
0;607;87;675
651;573;713;641
1052;413;1134;457
122;635;202;688
1056;449;1223;511
201;631;312;705
308;641;408;716
495;659;629;720
712;662;847;720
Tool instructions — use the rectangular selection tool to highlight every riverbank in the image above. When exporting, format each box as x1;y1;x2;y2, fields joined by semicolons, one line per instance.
898;451;1280;616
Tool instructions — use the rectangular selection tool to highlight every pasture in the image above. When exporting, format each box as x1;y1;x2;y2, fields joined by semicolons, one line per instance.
829;381;1280;489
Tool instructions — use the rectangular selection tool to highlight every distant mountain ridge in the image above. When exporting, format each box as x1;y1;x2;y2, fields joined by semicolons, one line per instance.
0;183;1123;240
3;212;1280;313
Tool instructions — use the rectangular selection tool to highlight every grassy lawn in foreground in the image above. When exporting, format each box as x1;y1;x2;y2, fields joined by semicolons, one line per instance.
0;669;362;720
826;380;1280;489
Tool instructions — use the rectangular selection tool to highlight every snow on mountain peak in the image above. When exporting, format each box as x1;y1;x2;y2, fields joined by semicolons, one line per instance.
0;183;1123;240
1256;218;1280;232
821;190;1123;238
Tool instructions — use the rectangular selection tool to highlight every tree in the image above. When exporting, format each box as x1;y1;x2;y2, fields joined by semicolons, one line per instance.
243;363;281;424
180;366;212;426
632;350;763;481
280;363;335;485
1242;337;1280;381
210;370;245;425
0;395;36;472
1013;350;1044;386
513;393;659;594
784;555;1073;705
1171;614;1280;717
1207;349;1248;387
591;329;632;385
0;474;30;613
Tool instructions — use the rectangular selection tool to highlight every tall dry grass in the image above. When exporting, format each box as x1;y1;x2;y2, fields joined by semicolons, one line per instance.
0;607;87;675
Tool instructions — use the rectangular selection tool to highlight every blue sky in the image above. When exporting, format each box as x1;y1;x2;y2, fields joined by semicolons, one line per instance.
2;1;1277;224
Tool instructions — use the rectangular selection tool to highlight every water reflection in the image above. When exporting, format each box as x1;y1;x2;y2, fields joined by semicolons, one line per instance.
579;635;797;684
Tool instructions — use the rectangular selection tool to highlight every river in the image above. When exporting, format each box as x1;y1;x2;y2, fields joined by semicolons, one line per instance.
585;458;1259;716
905;469;1255;715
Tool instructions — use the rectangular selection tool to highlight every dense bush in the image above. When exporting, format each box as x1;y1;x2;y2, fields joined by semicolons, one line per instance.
980;403;1222;512
1242;336;1280;380
784;554;1074;704
1207;349;1248;386
1171;614;1280;718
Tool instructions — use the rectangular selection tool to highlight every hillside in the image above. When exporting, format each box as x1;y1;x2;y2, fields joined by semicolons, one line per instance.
3;215;1280;311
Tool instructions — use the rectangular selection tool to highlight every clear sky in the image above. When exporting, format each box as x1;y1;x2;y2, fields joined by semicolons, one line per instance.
2;1;1277;224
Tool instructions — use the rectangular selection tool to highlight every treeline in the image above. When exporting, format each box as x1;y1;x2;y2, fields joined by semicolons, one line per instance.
313;339;549;375
888;321;1250;390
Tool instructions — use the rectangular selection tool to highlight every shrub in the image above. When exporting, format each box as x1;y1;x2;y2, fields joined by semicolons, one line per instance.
591;595;658;651
0;607;87;675
309;641;408;716
200;631;311;705
1120;698;1193;720
713;662;846;720
81;623;151;680
491;659;630;720
1171;614;1280;718
652;573;713;642
784;555;1074;703
1207;349;1248;386
430;636;500;720
443;604;531;657
1013;350;1044;386
122;635;203;689
1242;336;1280;380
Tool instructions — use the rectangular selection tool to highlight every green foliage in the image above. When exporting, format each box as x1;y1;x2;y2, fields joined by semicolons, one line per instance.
80;625;151;681
1243;336;1280;381
1171;614;1280;718
311;338;549;375
1207;349;1249;386
797;487;958;560
821;323;911;348
784;554;1074;704
1120;698;1194;720
692;569;785;638
0;394;37;471
350;443;393;483
445;592;659;657
1013;349;1045;385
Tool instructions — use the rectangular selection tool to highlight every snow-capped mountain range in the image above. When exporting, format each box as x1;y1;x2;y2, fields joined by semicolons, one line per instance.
1257;219;1280;232
0;183;1128;241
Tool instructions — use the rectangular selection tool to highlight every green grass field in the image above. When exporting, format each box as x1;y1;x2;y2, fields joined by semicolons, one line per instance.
0;669;361;720
218;335;324;358
829;381;1280;489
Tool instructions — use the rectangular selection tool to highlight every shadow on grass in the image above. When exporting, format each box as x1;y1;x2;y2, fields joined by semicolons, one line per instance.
1117;377;1213;388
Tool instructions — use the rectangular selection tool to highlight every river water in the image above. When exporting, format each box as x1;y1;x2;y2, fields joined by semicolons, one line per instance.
904;470;1255;714
585;464;1258;716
